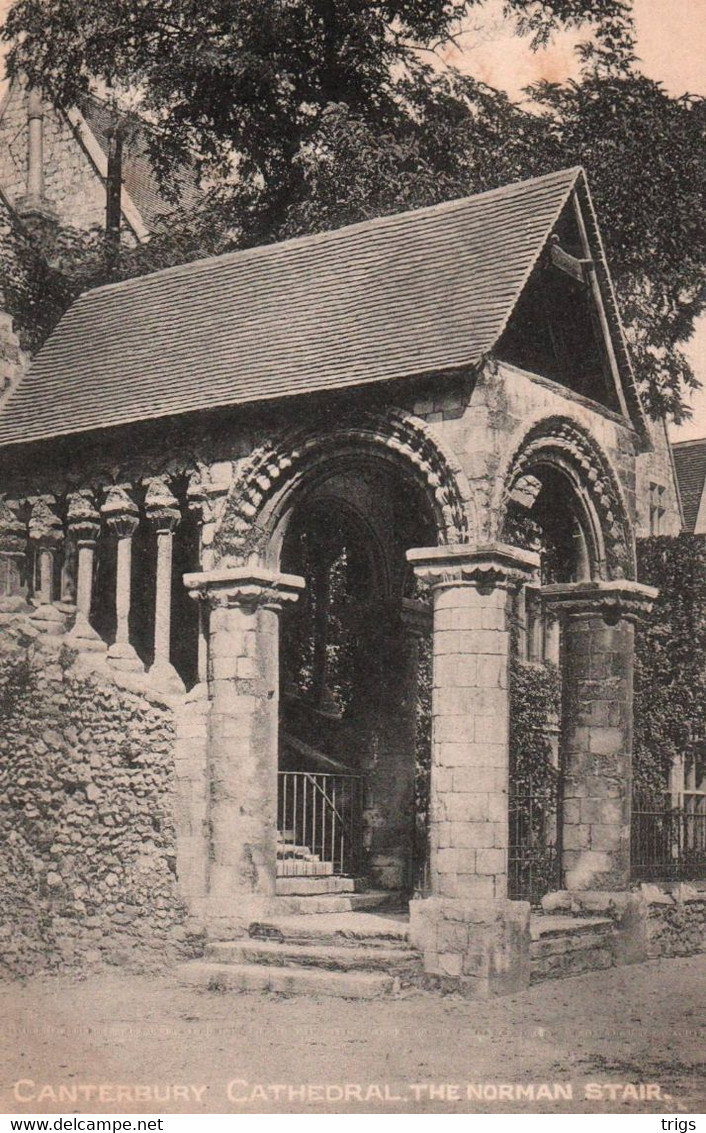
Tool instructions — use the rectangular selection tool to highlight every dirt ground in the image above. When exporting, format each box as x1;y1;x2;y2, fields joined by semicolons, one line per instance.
1;954;704;1116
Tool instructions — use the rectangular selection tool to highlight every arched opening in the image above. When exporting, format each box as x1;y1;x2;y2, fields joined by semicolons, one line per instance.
502;460;598;904
275;456;436;892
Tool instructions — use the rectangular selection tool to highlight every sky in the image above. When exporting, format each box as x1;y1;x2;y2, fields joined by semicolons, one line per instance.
0;0;704;437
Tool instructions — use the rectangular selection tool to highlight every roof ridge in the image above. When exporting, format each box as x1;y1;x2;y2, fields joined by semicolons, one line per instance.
672;437;706;448
78;166;583;302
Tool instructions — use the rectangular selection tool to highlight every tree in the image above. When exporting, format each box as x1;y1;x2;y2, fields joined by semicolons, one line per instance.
2;0;634;239
4;0;703;421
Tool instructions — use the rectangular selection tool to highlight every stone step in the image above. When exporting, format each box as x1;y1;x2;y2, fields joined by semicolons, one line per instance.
276;845;322;860
249;910;411;948
275;875;356;896
267;889;404;916
276;859;334;877
206;938;420;973
530;914;615;983
180;960;396;999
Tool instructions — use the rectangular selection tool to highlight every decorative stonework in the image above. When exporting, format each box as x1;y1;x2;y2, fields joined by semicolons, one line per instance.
183;566;305;612
101;485;139;538
0;498;25;554
408;542;540;593
67;490;100;544
497;417;634;581
28;497;63;548
216;408;472;561
145;476;180;533
542;580;658;625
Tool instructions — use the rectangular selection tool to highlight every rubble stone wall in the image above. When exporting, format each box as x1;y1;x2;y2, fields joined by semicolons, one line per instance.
0;642;198;979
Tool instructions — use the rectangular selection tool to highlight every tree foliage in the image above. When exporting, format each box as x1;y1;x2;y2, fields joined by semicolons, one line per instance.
2;0;703;419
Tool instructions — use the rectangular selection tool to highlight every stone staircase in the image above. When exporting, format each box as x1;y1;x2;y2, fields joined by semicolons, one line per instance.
181;907;422;999
275;829;360;897
530;913;616;982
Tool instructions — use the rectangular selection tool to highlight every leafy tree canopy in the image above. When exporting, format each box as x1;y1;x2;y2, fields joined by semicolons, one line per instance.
2;0;704;421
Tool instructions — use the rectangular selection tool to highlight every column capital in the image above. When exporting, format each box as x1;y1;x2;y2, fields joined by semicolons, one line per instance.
144;476;180;533
67;490;100;544
28;496;63;548
541;580;658;624
102;484;139;538
183;566;305;612
0;498;25;554
407;542;539;593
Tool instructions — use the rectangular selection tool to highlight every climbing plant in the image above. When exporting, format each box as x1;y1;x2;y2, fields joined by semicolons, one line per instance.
634;535;706;801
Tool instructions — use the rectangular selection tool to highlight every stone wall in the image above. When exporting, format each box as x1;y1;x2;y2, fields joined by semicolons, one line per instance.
643;888;706;958
0;635;200;979
541;885;706;965
0;83;109;233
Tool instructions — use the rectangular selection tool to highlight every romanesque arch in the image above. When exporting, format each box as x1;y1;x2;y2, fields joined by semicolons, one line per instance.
214;406;474;564
493;415;635;581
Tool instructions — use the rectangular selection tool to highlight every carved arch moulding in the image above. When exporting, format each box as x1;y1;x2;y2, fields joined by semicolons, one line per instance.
214;407;474;564
493;416;635;581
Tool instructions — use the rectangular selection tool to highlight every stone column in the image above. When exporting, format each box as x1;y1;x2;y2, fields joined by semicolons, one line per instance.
184;565;304;933
145;476;184;692
408;543;539;901
543;581;657;891
0;499;26;598
65;491;106;654
27;497;67;638
102;485;143;672
187;466;231;685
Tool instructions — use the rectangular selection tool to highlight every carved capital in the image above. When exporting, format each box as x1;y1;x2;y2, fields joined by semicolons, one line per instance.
541;580;658;625
183;566;305;613
144;476;180;533
102;485;139;539
67;490;101;545
0;498;26;555
28;497;63;548
407;542;540;594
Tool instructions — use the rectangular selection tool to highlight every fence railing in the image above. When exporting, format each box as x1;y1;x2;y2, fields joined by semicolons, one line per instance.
277;770;364;876
508;776;561;905
631;797;706;881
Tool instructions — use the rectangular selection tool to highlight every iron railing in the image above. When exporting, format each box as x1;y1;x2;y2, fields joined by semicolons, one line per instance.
631;795;706;881
277;770;364;876
508;776;561;904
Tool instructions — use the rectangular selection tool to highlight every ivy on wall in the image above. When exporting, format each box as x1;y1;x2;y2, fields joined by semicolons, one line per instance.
634;535;706;800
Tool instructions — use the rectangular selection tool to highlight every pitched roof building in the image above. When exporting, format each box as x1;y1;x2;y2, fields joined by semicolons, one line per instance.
0;79;201;240
672;438;706;534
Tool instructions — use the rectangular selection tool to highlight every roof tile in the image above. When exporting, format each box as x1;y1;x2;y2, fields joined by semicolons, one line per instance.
0;168;584;446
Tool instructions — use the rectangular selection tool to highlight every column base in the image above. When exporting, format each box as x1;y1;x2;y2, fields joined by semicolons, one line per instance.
107;640;145;673
204;893;277;939
409;897;531;998
29;603;68;638
66;613;108;654
147;658;186;694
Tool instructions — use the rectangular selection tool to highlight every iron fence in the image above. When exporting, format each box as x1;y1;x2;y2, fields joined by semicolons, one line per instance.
277;770;364;876
508;776;561;904
631;795;706;881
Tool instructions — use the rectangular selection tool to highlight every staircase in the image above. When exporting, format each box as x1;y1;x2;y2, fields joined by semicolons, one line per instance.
275;829;360;897
181;907;422;999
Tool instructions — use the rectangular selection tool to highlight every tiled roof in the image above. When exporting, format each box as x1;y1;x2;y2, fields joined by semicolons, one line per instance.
672;439;706;532
79;95;203;229
0;167;639;447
